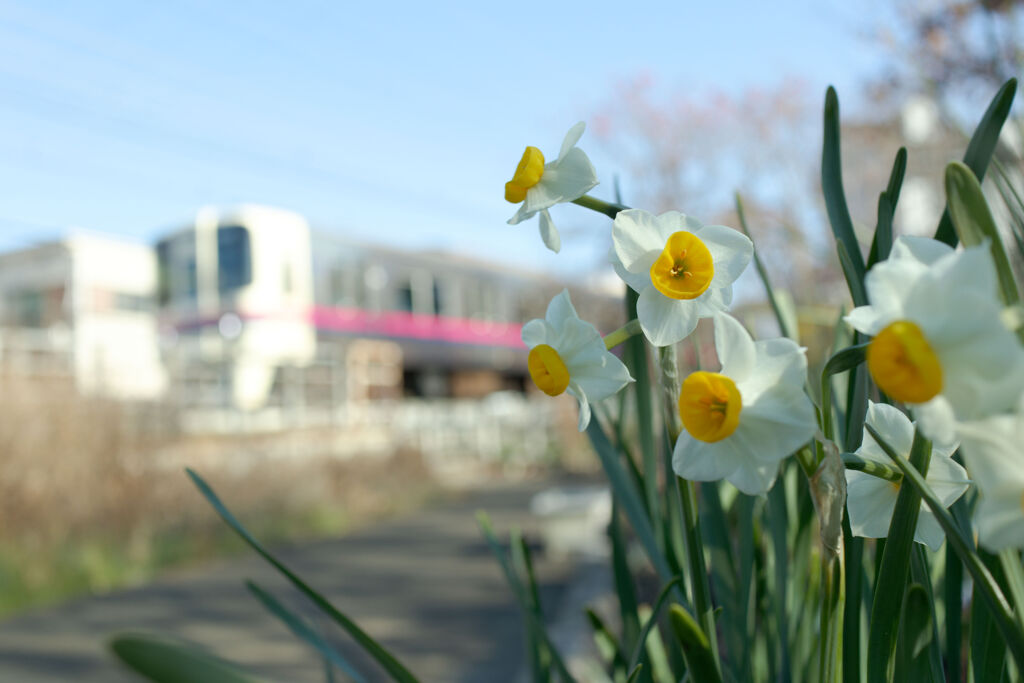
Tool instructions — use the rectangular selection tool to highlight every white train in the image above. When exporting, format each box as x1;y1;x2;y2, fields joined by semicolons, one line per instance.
156;205;603;409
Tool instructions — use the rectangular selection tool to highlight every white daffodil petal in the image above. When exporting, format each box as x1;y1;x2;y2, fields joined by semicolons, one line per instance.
727;462;782;496
613;209;670;273
736;338;807;402
844;305;887;336
891;235;953;267
568;382;592;432
925;453;970;506
611;249;652;293
543;148;598;204
538;210;561;253
522;176;562;215
637;287;699;347
573;357;634;402
734;387;817;465
862;259;920;319
915;511;946;551
521;319;552;348
692;284;733;318
846;472;899;539
558;121;586;161
508;202;534;225
673;434;743;483
697;224;753;286
864;402;915;456
977;491;1024;552
713;314;755;383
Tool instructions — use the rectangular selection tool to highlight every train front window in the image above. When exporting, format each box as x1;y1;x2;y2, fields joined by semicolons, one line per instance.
218;225;252;293
156;233;197;306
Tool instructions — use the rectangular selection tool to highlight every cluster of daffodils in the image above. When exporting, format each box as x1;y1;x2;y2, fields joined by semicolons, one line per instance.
506;124;1024;553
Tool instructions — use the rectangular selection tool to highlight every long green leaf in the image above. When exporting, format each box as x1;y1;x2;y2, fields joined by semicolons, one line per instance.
668;605;723;683
820;342;868;443
609;502;642;651
185;468;419;683
245;581;366;683
822;86;867;285
735;192;793;339
893;584;934;682
586;608;629;676
109;633;265;683
868;147;907;269
836;241;868;307
945;161;1021;306
585;421;678;592
866;429;932;681
626;576;685;674
842;516;864;683
909;548;945;682
933;78;1018;246
511;528;553;683
476;513;573;682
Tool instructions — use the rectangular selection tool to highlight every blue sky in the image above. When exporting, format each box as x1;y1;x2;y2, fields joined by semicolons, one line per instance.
0;1;885;274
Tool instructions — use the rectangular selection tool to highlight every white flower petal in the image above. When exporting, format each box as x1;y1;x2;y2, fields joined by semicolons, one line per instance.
696;224;753;286
613;209;670;274
890;235;953;267
863;402;915;457
673;433;743;483
541;147;598;204
572;355;634;402
925;453;970;506
544;289;578;329
537;210;561;253
845;471;898;539
521;176;562;215
637;286;699;347
611;248;651;293
713;314;755;383
508;202;534;225
558;122;586;161
844;305;888;336
976;489;1024;552
736;338;807;403
567;382;593;432
692;284;733;317
521;319;552;347
915;512;947;551
727;461;781;496
734;385;817;464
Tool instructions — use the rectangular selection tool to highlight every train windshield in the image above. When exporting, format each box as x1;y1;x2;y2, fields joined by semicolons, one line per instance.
217;225;252;293
156;232;197;306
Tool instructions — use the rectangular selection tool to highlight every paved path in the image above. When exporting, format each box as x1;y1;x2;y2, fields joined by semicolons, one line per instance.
0;482;578;682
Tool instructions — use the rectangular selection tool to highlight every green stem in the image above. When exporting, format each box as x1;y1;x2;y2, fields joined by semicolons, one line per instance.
841;453;903;482
571;194;629;219
604;319;643;350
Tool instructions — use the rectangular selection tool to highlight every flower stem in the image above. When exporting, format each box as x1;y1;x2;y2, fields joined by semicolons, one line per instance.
603;319;642;350
841;453;903;482
571;194;629;219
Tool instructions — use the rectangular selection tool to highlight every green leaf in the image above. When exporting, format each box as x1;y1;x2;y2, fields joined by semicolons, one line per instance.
626;576;684;675
185;469;419;683
868;147;906;268
585;421;678;591
586;608;629;675
866;429;932;681
820;342;868;443
245;581;366;683
933;78;1018;246
109;633;265;683
944;161;1021;306
822;86;867;287
476;513;574;682
735;192;794;339
836;241;868;307
893;584;933;682
668;604;723;683
609;502;642;651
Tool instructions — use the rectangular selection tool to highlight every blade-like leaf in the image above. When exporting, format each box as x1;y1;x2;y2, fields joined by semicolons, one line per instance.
868;147;907;268
185;468;419;683
822;86;867;285
933;78;1018;245
246;581;366;683
109;633;264;683
668;604;723;683
945;161;1021;306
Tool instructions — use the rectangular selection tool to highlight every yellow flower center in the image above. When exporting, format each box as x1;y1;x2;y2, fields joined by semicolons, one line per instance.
650;231;715;300
528;344;569;396
867;320;943;404
678;371;742;443
505;146;545;203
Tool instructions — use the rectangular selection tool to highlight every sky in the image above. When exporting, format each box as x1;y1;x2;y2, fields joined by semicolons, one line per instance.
0;1;887;276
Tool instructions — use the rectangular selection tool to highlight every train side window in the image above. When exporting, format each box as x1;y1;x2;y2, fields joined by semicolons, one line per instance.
217;226;252;293
396;281;414;312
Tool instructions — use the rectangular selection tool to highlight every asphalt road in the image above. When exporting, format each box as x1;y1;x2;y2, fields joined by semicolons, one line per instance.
0;481;576;682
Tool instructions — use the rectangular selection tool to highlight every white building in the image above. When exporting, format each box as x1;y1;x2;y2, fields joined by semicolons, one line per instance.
0;231;166;399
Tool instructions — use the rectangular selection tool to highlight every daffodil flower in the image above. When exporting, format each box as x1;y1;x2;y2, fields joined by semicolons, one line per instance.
846;402;969;551
521;289;633;431
611;210;752;347
505;122;599;253
844;236;1024;445
956;396;1024;551
672;314;816;495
